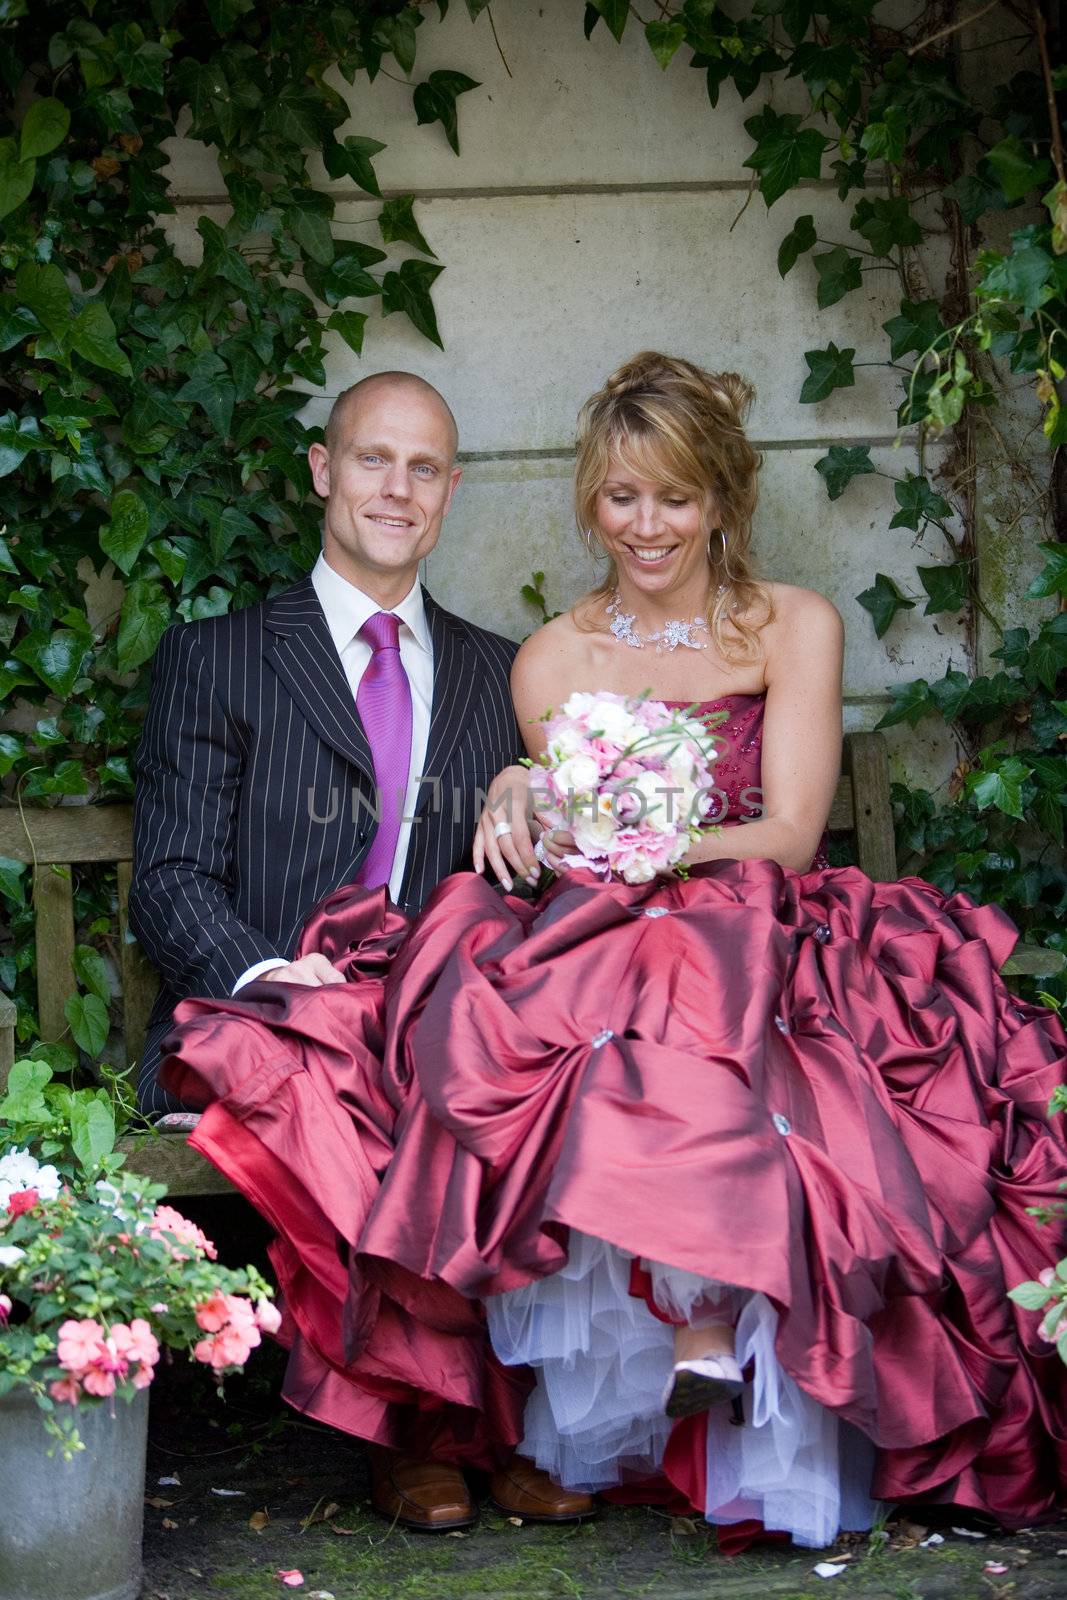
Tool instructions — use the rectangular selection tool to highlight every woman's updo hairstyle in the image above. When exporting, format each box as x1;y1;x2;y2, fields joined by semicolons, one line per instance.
574;351;771;659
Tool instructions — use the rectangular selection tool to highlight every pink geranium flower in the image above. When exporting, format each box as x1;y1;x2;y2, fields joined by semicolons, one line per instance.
255;1300;282;1335
195;1291;231;1332
8;1187;39;1217
150;1204;218;1261
111;1318;160;1369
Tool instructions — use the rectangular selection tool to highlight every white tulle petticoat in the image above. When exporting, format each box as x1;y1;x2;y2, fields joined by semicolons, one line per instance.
485;1231;881;1549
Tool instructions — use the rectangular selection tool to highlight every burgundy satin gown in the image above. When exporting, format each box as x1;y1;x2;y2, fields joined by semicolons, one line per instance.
160;694;1067;1531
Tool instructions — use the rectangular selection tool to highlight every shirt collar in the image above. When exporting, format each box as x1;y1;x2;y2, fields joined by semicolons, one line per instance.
311;553;431;655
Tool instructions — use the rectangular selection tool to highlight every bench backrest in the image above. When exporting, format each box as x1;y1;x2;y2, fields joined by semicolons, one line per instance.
0;730;896;1086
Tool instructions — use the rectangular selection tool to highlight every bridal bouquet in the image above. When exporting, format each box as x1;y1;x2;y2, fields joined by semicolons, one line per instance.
0;1058;277;1454
531;691;721;884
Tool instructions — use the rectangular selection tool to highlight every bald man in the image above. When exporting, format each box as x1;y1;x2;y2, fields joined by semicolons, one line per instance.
131;371;525;1106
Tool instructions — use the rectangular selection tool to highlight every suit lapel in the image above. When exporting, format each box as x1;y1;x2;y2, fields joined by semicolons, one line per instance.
263;575;375;783
416;591;478;817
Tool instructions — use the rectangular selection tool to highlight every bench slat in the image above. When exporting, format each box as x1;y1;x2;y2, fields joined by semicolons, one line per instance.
117;1132;233;1194
0;805;135;865
847;733;898;882
827;775;854;834
117;860;158;1069
33;865;76;1044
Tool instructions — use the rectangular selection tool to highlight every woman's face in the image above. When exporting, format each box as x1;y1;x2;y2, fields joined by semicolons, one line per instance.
594;459;714;599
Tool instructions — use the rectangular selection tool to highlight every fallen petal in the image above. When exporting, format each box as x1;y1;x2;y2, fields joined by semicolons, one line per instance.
158;1475;181;1486
984;1563;1009;1575
951;1526;987;1539
813;1563;847;1578
211;1488;246;1497
920;1534;945;1548
276;1573;304;1589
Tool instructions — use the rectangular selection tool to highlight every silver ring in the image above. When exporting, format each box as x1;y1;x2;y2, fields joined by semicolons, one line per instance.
493;820;513;839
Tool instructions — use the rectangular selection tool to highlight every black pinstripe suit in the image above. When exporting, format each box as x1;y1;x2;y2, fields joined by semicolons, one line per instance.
129;572;524;1114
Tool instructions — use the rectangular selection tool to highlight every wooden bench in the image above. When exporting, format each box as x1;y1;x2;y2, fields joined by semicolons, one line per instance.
0;729;1061;1197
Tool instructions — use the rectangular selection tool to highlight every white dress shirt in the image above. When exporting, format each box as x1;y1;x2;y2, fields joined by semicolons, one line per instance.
233;554;434;991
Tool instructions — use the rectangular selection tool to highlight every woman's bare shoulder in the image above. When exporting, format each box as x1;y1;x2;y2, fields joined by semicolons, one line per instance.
759;580;843;639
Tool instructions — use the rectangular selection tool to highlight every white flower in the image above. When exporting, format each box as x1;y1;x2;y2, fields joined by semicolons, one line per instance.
621;853;657;884
574;817;616;854
555;754;600;795
0;1148;60;1208
548;726;585;761
0;1246;26;1268
560;691;597;719
589;698;639;744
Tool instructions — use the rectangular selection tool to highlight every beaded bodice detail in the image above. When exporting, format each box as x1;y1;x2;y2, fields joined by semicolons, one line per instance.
663;695;765;826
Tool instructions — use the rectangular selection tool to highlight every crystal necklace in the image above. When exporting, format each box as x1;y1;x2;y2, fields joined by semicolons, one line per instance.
606;589;715;652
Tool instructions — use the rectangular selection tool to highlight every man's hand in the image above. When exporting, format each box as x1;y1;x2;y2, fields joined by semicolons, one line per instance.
472;764;540;892
264;953;346;986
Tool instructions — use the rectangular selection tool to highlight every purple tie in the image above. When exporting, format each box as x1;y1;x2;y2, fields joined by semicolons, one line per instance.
355;611;413;890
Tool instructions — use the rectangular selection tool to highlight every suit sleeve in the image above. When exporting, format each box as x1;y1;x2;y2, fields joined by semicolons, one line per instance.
128;622;286;1000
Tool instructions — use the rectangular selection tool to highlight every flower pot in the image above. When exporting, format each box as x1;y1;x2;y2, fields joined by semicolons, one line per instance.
0;1387;149;1600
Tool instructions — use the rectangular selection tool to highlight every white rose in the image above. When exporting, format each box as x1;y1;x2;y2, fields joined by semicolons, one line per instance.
591;699;639;744
555;754;601;795
560;691;596;719
621;853;657;884
630;771;680;833
548;725;584;761
574;817;616;854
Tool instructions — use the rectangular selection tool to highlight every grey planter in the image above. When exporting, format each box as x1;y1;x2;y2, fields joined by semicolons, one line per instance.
0;1386;149;1600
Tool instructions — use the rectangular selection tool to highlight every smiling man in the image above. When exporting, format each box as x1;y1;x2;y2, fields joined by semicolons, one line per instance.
130;368;522;1101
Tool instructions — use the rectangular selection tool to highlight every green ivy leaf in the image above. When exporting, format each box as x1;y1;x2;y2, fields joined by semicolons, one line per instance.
70;301;132;376
986;135;1051;203
412;70;480;156
0;733;23;775
381;258;445;349
881;298;947;361
0;855;27;907
978;242;1055;316
0;412;46;476
0;138;35;222
176;356;236;437
814;444;875;500
991;626;1030;671
327;310;368;356
1026;542;1067;599
1028;614;1067;693
799;341;855;403
100;488;150;575
777;213;816;276
12;628;89;696
73;943;112;1005
590;0;630;41
743;108;829;207
378;195;435;258
889;473;952;531
288;196;335;266
851;196;922;256
206;0;254;33
117;579;171;672
322;134;385;198
813;246;863;308
859;104;908;163
967;756;1032;820
917;561;969;614
645;20;686;68
856;572;915;638
20;97;70;161
15;261;71;337
875;678;933;729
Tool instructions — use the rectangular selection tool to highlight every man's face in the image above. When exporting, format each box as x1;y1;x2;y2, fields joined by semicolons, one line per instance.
309;384;462;593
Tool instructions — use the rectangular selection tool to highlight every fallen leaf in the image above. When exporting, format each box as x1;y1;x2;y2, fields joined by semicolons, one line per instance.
446;1530;467;1538
328;1525;361;1537
813;1561;847;1578
984;1562;1009;1575
158;1475;181;1486
162;1519;178;1531
185;1569;202;1579
897;1521;929;1541
249;1510;269;1532
507;1516;523;1527
211;1488;246;1497
671;1516;701;1536
951;1526;987;1539
307;1593;336;1599
276;1573;304;1589
300;1497;341;1531
145;1496;175;1509
920;1534;945;1548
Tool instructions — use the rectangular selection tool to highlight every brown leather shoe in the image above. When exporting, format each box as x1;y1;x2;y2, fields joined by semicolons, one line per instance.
488;1455;597;1522
370;1450;476;1531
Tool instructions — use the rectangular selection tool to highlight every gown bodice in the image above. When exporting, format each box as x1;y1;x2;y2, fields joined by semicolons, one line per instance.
662;695;766;828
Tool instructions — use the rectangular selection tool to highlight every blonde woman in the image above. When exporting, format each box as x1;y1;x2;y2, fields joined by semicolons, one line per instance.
164;354;1067;1548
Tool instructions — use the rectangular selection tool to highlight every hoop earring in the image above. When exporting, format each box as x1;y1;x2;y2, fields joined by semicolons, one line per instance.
707;528;727;561
583;527;605;559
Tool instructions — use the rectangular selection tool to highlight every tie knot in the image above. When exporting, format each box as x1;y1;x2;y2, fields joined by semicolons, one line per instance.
360;611;401;653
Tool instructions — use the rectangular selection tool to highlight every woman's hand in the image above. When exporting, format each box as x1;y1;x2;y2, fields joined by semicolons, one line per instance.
473;765;540;891
534;813;577;872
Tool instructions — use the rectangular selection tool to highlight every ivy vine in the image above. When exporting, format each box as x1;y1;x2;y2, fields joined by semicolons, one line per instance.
0;0;1064;1062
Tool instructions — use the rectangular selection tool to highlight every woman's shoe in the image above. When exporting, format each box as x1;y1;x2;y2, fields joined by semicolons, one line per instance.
663;1354;745;1420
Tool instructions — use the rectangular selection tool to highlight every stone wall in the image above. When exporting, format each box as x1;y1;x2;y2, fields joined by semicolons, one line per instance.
164;0;1010;783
